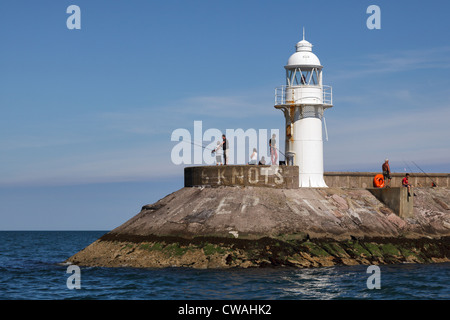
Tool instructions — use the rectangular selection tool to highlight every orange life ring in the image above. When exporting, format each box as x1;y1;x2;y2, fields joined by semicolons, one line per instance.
373;174;385;188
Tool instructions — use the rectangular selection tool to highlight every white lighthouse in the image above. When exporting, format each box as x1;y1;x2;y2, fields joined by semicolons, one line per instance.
275;32;333;188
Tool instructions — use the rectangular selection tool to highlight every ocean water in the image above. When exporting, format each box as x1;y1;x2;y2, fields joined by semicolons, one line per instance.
0;231;448;300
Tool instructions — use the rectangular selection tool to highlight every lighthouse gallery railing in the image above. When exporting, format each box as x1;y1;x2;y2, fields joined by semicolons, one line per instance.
275;85;332;106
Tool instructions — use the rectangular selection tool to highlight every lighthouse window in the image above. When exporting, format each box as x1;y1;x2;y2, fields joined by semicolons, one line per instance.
287;68;320;86
297;72;308;85
292;70;310;85
302;72;308;84
310;70;318;85
287;70;294;86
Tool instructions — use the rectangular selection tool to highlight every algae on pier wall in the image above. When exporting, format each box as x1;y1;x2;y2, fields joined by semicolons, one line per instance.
68;234;450;268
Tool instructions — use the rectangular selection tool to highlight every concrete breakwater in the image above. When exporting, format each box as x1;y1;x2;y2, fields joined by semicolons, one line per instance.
324;172;450;188
66;185;450;268
67;233;450;268
185;165;299;189
184;166;450;189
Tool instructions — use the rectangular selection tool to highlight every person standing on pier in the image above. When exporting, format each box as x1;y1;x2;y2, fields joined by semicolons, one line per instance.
220;134;229;165
270;134;278;165
214;141;223;165
382;159;392;188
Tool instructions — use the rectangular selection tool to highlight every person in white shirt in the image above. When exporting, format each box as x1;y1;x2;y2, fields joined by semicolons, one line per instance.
248;148;258;165
214;141;223;165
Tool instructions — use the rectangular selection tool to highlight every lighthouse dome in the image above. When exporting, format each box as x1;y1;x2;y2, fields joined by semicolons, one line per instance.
285;39;322;68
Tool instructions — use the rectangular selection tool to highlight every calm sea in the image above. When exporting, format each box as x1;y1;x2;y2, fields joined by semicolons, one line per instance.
0;231;448;300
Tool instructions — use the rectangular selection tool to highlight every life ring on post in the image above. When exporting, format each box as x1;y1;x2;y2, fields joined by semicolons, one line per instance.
373;174;385;188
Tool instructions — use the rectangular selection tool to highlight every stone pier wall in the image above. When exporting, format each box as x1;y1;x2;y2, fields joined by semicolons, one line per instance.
368;187;415;219
184;165;299;189
185;167;449;189
324;172;449;188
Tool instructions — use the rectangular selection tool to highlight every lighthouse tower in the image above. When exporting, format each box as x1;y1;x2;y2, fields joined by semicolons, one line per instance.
275;32;333;187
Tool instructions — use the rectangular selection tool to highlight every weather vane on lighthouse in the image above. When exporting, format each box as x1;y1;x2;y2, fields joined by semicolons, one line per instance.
275;29;333;187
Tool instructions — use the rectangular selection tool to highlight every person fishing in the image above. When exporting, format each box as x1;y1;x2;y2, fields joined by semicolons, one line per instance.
213;141;223;165
382;159;392;188
402;173;416;197
220;134;229;165
269;134;278;165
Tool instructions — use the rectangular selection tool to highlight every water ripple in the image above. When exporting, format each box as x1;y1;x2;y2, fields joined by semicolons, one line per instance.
0;232;449;300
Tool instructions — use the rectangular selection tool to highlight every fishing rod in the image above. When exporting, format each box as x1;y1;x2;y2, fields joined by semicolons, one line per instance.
273;146;286;158
270;147;287;166
402;160;414;175
412;161;437;187
183;139;287;156
178;139;217;152
180;139;289;164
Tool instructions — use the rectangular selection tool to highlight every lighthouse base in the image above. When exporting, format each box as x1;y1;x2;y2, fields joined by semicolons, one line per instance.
184;165;299;189
299;173;328;188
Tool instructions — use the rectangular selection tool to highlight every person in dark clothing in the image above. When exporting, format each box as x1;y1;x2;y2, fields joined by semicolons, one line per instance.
258;156;266;165
220;134;229;165
382;159;391;188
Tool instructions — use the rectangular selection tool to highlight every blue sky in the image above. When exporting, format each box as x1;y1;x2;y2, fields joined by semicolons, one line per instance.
1;0;449;230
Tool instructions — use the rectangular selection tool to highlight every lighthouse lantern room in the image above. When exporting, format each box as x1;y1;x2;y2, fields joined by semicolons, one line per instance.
275;31;333;188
